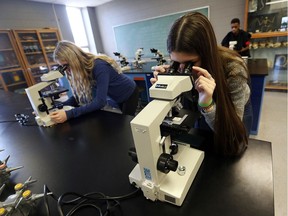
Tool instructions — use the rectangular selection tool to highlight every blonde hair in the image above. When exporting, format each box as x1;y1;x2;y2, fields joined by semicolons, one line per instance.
53;40;121;104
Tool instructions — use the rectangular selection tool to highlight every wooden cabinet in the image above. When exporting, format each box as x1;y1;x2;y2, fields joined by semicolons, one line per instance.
0;28;61;92
244;0;287;91
0;30;30;93
13;28;61;84
244;0;288;37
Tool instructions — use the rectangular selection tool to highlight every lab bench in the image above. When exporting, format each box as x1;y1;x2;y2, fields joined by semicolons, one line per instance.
0;90;274;216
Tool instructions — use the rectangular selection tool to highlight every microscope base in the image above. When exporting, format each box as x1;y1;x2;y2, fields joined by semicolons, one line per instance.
35;116;55;127
129;145;204;206
35;106;73;127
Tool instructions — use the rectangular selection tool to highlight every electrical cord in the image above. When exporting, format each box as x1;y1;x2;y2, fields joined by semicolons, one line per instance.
44;185;52;216
43;184;141;216
67;203;103;216
0;114;37;126
58;187;141;216
57;192;116;216
0;120;18;123
1;112;43;126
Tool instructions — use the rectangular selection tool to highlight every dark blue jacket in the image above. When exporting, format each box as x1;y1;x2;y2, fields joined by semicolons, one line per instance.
64;59;136;119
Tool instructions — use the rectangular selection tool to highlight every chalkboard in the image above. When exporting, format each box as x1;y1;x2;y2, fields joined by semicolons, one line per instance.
113;7;209;59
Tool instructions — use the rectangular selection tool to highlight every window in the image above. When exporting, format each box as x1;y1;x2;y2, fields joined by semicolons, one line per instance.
66;6;89;52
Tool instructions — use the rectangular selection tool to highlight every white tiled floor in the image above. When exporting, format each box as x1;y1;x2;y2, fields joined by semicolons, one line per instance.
250;91;287;216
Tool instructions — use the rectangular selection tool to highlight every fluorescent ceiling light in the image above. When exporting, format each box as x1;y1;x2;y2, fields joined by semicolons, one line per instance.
266;0;288;5
26;0;113;7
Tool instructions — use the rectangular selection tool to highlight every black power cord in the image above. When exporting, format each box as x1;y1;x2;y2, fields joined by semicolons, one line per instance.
57;187;141;216
0;114;37;126
43;184;141;216
0;120;18;123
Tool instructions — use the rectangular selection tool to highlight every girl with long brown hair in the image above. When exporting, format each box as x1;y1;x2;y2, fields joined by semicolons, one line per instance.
152;12;252;156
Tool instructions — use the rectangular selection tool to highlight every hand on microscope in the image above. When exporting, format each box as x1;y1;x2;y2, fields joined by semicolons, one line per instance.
150;64;170;84
49;110;68;123
150;63;215;107
193;66;215;106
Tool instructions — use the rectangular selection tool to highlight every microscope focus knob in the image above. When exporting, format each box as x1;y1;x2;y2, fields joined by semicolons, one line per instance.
157;153;178;174
38;104;48;112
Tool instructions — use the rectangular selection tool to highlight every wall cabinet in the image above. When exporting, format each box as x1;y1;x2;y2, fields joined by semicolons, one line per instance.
249;36;287;90
244;0;288;91
13;29;61;84
0;28;61;93
0;30;29;93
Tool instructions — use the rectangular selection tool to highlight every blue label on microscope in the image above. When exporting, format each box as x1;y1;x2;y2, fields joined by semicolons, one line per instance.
144;168;152;180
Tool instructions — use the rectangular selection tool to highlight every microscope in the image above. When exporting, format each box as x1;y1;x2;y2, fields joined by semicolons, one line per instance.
150;48;166;66
113;52;131;72
133;48;146;69
129;65;204;206
25;67;72;127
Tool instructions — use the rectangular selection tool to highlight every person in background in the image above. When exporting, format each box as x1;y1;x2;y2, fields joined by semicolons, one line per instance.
151;12;253;157
221;18;251;57
50;40;139;123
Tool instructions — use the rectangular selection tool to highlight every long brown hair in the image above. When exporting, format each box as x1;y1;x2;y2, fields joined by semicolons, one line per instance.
53;40;121;105
167;12;248;156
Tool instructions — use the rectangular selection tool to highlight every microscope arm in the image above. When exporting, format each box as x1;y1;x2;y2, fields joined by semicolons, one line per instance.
129;75;204;206
130;99;175;194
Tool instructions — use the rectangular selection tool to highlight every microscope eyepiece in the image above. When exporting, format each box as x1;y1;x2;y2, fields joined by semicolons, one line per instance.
150;48;158;53
183;62;194;74
57;64;69;75
167;61;194;74
168;61;180;74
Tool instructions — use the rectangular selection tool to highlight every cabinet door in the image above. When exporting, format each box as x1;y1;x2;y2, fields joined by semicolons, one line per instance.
39;30;60;68
0;30;29;92
1;70;28;92
13;30;47;84
13;29;61;85
244;0;288;91
15;31;46;66
250;36;287;90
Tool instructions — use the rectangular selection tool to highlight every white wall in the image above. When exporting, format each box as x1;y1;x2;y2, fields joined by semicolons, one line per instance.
0;0;73;42
94;0;246;57
0;0;246;57
0;0;56;29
